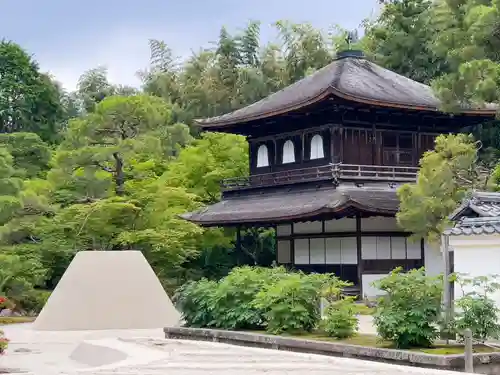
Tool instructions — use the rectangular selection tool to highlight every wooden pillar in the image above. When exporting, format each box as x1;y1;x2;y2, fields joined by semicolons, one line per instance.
371;124;376;165
248;142;253;174
420;238;425;265
273;139;277;166
339;127;344;163
356;214;363;299
236;226;242;266
273;225;278;266
301;131;305;162
412;131;418;165
329;127;334;163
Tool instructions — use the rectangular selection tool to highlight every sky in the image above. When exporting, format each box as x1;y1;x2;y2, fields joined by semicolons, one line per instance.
1;0;380;91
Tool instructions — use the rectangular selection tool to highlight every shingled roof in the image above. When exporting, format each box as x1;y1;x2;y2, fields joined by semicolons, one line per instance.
181;183;401;226
447;191;500;236
449;191;500;221
196;51;496;128
446;217;500;236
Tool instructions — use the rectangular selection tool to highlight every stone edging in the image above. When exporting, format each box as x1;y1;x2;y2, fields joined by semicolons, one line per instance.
163;326;500;372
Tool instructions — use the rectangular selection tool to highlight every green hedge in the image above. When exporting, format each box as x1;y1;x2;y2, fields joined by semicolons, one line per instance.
175;266;356;334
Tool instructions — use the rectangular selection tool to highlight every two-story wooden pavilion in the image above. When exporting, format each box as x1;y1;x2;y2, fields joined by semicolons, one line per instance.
182;50;495;298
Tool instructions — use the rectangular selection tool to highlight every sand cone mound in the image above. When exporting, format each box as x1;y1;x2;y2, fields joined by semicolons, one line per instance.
33;250;181;331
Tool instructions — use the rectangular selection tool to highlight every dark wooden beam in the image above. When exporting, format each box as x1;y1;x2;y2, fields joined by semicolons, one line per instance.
276;231;411;240
356;214;363;299
236;226;242;265
420;238;425;263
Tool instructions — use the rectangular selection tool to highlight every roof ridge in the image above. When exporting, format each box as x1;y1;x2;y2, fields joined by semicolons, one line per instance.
196;56;496;129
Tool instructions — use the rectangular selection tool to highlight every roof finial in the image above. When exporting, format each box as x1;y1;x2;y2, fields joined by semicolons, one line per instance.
345;30;359;49
337;30;364;60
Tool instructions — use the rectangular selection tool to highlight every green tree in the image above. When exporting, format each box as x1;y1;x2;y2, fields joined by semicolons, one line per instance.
0;252;45;299
163;132;248;203
50;94;191;202
430;0;500;110
363;0;449;84
0;133;51;179
0;41;64;142
141;21;346;122
76;66;138;113
397;134;484;243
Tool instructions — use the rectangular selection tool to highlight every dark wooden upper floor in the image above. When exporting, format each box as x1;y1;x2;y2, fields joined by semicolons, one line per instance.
195;52;495;196
221;163;419;193
220;119;431;194
247;123;435;172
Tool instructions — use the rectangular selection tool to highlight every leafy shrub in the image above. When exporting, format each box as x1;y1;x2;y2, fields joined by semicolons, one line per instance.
253;272;332;334
0;330;8;355
210;266;288;330
176;267;350;334
13;289;51;315
373;267;443;348
175;278;218;327
454;274;500;342
321;296;358;339
0;296;14;311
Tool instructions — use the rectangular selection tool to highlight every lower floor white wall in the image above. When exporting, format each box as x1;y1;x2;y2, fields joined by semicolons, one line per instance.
275;217;440;299
361;241;438;299
361;274;386;299
450;234;500;311
424;242;443;277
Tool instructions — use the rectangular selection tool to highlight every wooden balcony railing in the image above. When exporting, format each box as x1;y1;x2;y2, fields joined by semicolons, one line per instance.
337;164;419;181
221;163;419;191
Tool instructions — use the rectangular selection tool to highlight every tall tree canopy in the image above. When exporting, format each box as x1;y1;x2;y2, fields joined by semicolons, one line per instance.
430;0;500;109
363;0;449;84
0;41;64;142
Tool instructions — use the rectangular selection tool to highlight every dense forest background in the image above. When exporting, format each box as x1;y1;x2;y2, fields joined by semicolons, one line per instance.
2;0;500;309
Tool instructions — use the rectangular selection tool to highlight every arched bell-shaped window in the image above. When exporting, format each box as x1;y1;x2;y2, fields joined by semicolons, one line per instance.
282;140;295;164
256;144;269;168
310;134;325;160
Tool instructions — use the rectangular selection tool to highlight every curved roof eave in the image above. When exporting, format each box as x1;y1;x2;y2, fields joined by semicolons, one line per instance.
195;87;497;129
179;200;398;227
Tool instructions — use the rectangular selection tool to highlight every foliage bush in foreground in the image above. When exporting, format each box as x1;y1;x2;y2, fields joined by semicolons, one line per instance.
453;274;500;343
373;267;443;349
176;266;348;334
0;296;14;311
9;289;51;315
0;330;8;355
253;272;326;334
321;296;358;339
210;266;287;330
175;278;218;328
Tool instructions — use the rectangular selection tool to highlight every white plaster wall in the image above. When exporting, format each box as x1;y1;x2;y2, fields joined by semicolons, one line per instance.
276;224;292;236
362;217;404;232
293;221;322;234
450;234;500;310
362;274;388;299
324;218;356;232
277;240;291;264
424;242;443;277
278;217;404;235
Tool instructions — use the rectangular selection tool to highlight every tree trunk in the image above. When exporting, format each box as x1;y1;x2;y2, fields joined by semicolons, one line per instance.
112;152;125;196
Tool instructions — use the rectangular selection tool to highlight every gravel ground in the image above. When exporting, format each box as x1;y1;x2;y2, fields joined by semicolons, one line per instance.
0;321;462;375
